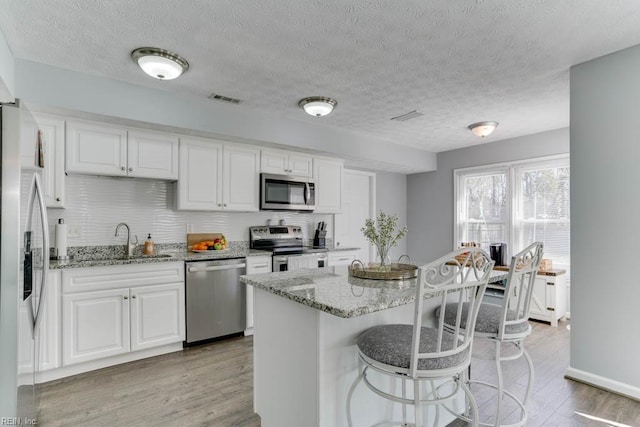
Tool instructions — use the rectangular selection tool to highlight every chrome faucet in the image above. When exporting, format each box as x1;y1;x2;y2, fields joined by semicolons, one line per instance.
115;223;138;257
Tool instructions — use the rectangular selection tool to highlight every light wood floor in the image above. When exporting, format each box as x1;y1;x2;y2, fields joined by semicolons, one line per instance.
37;320;640;426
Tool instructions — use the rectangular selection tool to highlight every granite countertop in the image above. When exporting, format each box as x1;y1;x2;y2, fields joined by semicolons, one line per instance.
50;247;271;270
240;267;508;319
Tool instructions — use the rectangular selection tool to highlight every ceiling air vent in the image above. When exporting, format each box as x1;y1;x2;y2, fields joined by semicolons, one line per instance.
390;110;424;122
208;93;243;104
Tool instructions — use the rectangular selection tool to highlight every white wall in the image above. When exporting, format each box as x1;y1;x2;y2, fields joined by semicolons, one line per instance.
376;171;408;261
406;128;569;265
0;28;15;101
569;44;640;396
14;60;436;174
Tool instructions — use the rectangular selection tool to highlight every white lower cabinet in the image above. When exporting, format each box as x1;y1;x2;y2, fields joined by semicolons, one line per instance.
63;288;131;365
245;256;272;335
130;283;185;351
61;262;185;367
328;250;358;266
528;272;567;327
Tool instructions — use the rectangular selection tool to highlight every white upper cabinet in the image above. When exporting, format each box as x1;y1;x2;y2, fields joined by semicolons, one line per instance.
223;144;260;211
261;149;313;177
127;130;179;179
177;138;259;211
66;120;178;180
176;137;223;211
66;120;127;176
313;157;344;213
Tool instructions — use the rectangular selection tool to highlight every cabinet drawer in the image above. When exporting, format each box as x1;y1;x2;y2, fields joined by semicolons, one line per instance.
246;256;272;274
328;252;357;266
62;262;184;293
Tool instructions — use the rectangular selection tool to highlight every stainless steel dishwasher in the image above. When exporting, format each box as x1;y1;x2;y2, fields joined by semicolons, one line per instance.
185;258;246;345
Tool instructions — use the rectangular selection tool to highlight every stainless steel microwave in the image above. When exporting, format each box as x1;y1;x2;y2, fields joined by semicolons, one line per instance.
260;173;316;211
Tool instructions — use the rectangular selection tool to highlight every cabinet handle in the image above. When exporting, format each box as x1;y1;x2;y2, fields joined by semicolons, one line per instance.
132;295;137;299
128;167;133;172
56;197;61;201
121;166;126;171
217;203;222;207
252;263;269;268
123;296;128;300
223;203;227;207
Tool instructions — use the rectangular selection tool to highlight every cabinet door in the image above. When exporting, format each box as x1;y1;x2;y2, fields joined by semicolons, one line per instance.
62;288;130;365
176;137;223;210
288;154;313;177
223;144;259;211
245;256;272;334
35;114;66;207
130;283;185;352
66;120;127;177
127;130;179;179
260;149;288;174
313;158;343;213
528;275;549;321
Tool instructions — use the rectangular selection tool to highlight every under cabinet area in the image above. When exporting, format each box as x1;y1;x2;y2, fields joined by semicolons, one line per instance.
60;262;185;370
66;119;179;179
176;137;259;211
260;149;313;177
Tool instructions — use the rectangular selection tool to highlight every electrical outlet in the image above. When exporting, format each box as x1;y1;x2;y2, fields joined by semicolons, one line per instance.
67;224;81;238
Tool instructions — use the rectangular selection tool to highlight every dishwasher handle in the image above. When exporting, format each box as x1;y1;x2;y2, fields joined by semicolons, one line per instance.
187;263;246;273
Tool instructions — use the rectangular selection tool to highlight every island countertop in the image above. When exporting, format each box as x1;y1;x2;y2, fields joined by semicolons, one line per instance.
240;267;508;319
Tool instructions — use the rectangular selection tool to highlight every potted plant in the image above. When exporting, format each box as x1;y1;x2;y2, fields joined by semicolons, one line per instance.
361;211;408;271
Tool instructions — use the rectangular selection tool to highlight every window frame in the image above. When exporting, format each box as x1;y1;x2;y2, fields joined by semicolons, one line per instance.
454;154;570;263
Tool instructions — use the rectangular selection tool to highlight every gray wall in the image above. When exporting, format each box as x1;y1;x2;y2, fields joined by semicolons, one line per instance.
406;128;569;265
376;171;408;260
570;44;640;389
0;28;14;101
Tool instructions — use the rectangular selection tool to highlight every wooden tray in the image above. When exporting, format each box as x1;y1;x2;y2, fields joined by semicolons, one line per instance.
349;260;418;280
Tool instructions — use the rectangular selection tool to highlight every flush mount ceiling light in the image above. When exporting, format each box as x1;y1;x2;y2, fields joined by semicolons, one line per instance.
131;47;189;80
468;121;499;138
298;97;337;117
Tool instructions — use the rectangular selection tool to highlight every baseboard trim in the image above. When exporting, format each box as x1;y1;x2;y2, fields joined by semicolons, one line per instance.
566;367;640;401
36;343;183;384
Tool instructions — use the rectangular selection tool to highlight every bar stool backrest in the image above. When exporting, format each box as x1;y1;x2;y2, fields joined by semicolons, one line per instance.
409;248;494;378
499;242;544;340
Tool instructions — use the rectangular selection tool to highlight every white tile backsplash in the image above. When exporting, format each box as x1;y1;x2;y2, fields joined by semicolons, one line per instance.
46;174;333;246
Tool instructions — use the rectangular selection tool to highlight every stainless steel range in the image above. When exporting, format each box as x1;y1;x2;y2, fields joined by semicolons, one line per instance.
249;225;328;271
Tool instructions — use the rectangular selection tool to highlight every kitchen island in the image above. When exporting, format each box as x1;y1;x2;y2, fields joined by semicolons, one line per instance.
240;266;507;427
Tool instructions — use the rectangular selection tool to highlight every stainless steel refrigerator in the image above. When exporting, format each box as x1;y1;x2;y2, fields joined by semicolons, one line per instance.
0;101;50;421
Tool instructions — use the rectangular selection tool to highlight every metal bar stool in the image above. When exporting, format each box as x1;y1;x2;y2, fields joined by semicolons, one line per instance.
346;248;495;426
439;242;543;427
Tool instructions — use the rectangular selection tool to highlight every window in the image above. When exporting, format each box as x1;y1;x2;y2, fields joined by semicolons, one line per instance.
455;155;570;278
457;168;509;248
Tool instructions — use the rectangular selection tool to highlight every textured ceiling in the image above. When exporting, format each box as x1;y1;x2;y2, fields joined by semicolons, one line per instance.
2;0;640;153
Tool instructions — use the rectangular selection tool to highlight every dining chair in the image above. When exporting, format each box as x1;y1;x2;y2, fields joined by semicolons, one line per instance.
346;248;494;427
438;242;544;427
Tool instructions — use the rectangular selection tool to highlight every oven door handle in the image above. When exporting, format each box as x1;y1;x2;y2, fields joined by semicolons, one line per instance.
187;263;246;273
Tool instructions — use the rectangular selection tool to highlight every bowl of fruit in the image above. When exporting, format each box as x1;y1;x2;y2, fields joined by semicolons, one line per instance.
191;236;228;252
